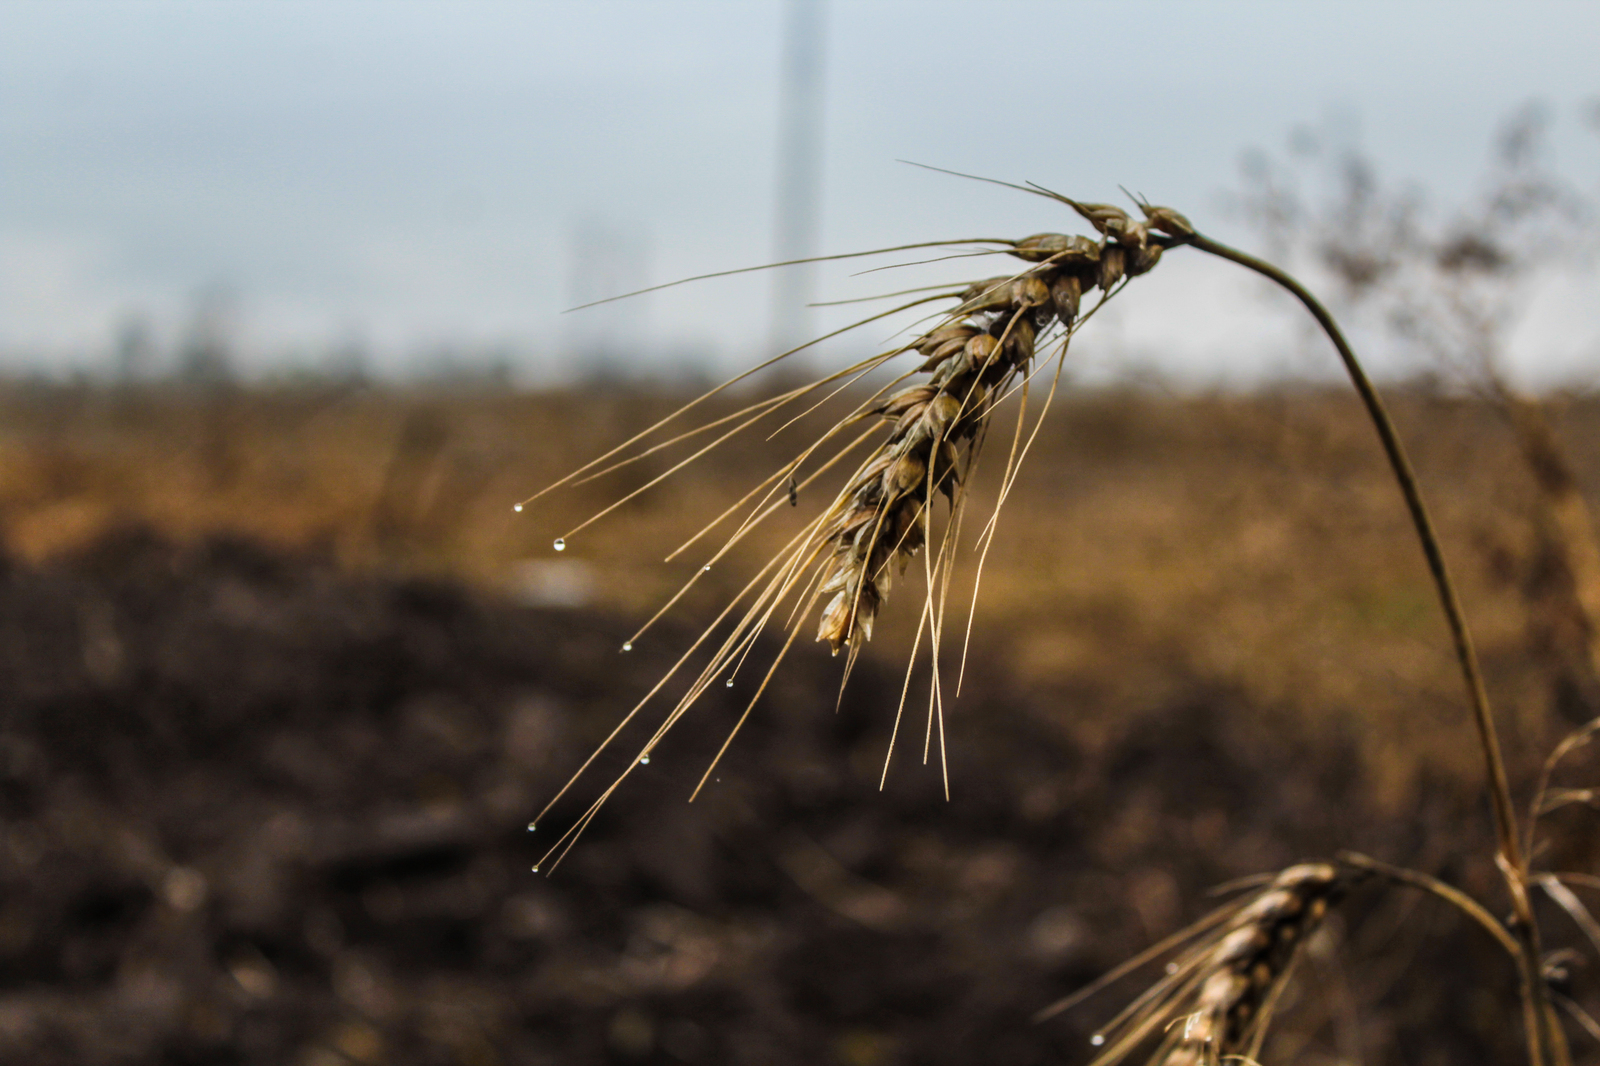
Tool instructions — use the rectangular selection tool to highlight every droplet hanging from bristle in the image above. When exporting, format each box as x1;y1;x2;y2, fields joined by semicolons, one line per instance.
512;503;523;512
1090;1034;1105;1047
639;755;650;765
526;822;537;832
531;865;540;873
553;538;566;551
725;678;734;687
621;641;633;652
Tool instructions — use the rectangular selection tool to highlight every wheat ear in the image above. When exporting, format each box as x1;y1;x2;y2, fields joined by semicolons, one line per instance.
526;206;1171;862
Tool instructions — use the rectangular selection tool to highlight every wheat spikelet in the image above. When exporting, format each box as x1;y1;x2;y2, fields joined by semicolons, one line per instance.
1078;862;1356;1066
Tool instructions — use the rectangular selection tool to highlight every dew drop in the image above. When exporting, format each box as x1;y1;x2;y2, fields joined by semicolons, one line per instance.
512;503;524;513
702;564;711;572
725;678;734;687
526;822;537;832
621;641;633;652
531;865;540;873
1090;1034;1105;1047
1165;961;1179;975
639;755;651;765
553;538;566;551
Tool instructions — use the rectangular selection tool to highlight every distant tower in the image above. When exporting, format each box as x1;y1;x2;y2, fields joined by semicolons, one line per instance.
768;0;827;359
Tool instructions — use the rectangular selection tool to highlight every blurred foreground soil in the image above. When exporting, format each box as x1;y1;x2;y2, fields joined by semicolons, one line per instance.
1;382;1597;1064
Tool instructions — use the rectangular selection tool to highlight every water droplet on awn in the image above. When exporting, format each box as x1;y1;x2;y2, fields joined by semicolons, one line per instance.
1090;1035;1105;1047
639;755;650;765
526;822;537;832
512;503;523;512
553;538;566;551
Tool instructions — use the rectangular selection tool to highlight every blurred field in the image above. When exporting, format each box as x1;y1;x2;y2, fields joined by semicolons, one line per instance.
2;380;1598;1064
4;380;1596;786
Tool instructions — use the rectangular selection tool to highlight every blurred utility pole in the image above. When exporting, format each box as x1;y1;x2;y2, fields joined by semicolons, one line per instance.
768;0;827;359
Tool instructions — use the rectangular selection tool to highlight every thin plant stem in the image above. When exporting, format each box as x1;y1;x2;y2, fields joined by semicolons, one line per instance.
1182;231;1567;1066
1185;233;1516;862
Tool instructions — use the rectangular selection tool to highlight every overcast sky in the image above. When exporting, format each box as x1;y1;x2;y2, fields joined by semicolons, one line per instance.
3;0;1597;385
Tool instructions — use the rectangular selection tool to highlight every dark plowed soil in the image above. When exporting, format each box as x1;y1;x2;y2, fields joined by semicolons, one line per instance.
0;531;1529;1064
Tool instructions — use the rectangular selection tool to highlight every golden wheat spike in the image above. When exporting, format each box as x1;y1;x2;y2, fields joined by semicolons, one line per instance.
534;180;1179;869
